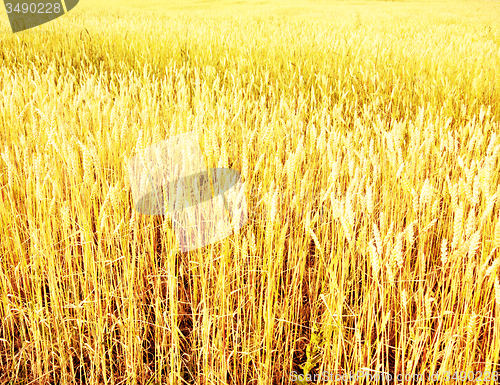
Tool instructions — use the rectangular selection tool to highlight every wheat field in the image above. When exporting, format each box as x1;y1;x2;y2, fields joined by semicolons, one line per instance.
1;0;500;384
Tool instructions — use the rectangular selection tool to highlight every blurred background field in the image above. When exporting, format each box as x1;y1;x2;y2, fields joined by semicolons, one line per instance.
1;0;500;384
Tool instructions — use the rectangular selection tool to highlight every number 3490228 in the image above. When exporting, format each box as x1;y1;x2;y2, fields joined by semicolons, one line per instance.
5;3;62;14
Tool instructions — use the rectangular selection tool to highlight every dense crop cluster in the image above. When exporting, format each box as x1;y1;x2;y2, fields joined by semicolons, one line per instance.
1;1;500;383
